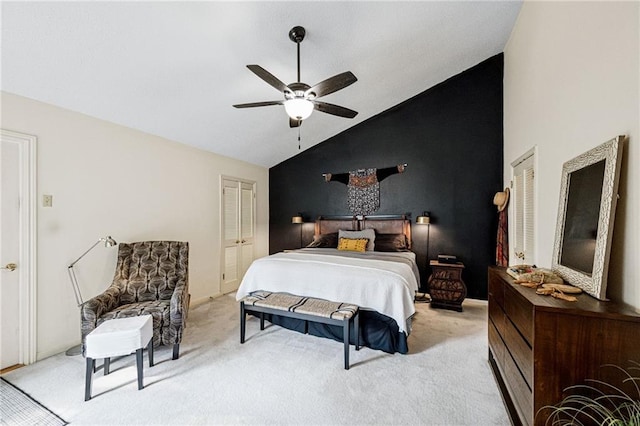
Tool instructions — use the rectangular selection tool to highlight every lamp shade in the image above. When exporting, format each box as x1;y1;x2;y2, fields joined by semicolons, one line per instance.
103;236;117;247
416;211;431;225
284;98;314;120
292;215;303;224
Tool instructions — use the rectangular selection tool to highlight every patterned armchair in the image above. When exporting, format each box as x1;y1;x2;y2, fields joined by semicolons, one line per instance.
81;241;189;360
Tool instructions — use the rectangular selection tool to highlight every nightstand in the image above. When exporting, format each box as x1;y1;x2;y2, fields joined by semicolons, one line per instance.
428;260;466;312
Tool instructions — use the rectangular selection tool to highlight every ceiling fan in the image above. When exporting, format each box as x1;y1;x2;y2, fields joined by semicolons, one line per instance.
233;26;358;128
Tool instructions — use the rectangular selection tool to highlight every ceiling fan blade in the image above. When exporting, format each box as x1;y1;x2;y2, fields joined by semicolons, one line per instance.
233;100;283;108
306;71;357;98
247;65;291;94
313;101;358;119
289;117;301;128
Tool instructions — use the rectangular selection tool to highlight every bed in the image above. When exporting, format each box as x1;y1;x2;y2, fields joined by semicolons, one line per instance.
236;215;420;354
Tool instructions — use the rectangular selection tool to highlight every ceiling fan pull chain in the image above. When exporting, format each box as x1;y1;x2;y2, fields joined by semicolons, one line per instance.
298;126;301;149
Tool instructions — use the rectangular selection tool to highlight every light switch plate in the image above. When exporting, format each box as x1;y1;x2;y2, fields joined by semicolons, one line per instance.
43;194;53;207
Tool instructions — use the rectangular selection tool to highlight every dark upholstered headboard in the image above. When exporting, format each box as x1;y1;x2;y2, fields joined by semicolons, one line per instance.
314;215;412;249
314;216;358;235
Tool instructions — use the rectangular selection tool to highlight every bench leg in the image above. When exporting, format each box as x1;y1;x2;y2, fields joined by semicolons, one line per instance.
344;318;350;370
260;312;265;330
104;357;110;375
355;310;360;351
148;338;154;367
136;348;144;390
85;357;94;401
240;302;246;344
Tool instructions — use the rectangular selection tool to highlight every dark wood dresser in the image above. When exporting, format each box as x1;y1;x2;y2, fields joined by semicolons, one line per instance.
488;266;640;426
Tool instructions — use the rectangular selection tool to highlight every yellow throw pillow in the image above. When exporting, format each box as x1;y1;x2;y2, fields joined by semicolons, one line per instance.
337;237;369;253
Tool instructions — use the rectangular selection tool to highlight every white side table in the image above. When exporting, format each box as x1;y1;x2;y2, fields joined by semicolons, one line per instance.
84;315;154;401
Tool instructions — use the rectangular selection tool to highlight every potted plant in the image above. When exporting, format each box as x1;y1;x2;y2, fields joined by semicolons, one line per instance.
538;361;639;425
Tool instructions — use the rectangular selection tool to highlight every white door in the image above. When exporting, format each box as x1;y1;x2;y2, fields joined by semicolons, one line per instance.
221;178;255;294
1;130;36;369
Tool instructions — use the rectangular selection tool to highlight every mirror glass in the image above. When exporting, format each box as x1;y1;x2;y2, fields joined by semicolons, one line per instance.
552;136;624;300
560;160;605;275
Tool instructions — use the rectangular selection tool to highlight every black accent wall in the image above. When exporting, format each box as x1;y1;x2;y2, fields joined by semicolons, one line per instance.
269;54;504;300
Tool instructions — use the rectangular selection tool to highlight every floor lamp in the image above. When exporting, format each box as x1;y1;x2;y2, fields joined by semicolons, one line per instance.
65;235;117;356
416;212;431;302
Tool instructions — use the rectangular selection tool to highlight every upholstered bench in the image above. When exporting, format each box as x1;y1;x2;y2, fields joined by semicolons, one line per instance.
84;315;154;401
239;291;360;370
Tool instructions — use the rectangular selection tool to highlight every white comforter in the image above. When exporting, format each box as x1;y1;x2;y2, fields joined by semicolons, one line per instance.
236;249;419;333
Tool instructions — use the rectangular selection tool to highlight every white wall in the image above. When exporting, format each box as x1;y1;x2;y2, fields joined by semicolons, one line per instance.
1;92;270;359
504;1;639;310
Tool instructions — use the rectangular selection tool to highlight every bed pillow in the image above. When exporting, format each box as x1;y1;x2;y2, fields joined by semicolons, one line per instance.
374;233;409;252
337;238;369;253
306;232;338;248
339;229;375;251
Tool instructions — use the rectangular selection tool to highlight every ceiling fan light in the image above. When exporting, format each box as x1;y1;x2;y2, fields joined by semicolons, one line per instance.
284;98;314;120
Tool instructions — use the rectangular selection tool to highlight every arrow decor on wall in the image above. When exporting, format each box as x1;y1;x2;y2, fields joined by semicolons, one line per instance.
322;164;407;215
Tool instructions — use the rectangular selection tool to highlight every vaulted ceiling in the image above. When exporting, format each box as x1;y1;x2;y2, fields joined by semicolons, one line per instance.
1;1;522;168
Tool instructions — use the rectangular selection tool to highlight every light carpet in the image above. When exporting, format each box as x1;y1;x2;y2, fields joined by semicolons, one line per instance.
2;294;509;425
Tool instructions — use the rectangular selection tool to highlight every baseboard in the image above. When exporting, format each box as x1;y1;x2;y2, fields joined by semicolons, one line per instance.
190;293;225;307
0;364;25;375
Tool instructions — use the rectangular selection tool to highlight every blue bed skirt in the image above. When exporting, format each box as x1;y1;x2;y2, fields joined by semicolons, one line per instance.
253;310;409;354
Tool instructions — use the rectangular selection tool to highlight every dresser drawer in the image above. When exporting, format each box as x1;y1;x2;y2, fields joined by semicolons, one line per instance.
503;347;533;425
488;319;506;364
433;269;461;280
504;314;533;387
504;284;534;345
488;272;505;309
489;294;507;338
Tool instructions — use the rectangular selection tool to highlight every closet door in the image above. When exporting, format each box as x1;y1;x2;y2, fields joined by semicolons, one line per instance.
511;152;536;265
239;182;255;279
221;178;255;294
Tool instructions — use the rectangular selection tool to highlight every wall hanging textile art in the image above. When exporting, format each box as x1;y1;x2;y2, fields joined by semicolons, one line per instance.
323;164;406;215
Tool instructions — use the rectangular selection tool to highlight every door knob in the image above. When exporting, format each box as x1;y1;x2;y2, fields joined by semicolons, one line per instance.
1;263;17;271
